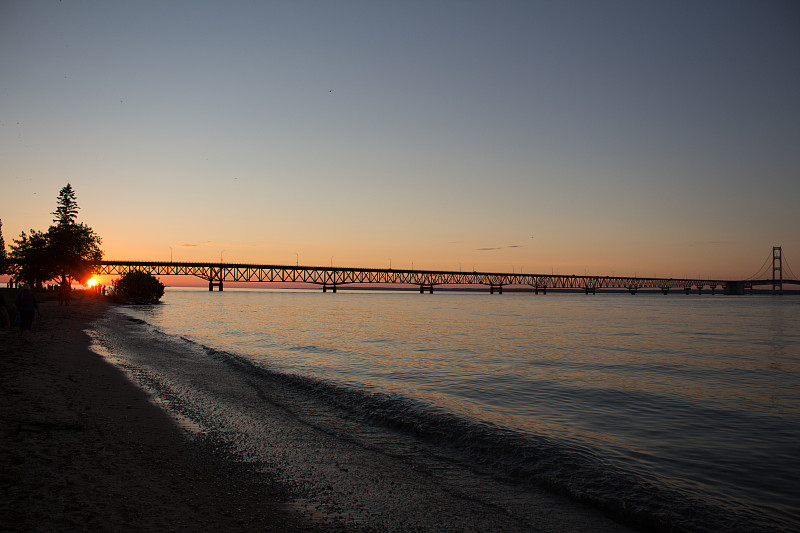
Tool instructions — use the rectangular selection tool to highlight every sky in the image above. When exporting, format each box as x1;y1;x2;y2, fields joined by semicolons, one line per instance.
1;0;798;283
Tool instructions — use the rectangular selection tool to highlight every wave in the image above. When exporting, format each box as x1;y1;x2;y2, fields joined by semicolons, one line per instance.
141;335;773;533
110;305;789;533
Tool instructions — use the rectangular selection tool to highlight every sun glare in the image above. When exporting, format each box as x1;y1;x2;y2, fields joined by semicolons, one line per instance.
86;278;98;287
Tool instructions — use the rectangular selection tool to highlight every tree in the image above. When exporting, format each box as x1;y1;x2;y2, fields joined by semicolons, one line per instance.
9;230;53;288
112;271;165;303
8;184;103;286
0;218;6;274
47;221;103;284
52;183;80;227
48;183;103;284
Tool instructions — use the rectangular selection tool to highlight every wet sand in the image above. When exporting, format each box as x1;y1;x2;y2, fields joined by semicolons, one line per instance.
0;296;319;532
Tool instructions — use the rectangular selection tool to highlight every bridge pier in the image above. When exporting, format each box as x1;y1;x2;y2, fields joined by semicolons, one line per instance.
661;287;669;295
710;285;717;295
322;284;337;293
724;282;745;295
629;286;637;295
684;287;691;295
419;284;434;294
696;285;703;295
490;285;503;294
584;286;596;295
208;280;223;291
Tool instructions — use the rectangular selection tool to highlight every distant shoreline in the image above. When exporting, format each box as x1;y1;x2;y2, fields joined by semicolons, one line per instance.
152;284;800;295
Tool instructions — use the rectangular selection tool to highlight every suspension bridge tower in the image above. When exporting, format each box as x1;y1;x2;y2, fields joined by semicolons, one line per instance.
773;246;783;295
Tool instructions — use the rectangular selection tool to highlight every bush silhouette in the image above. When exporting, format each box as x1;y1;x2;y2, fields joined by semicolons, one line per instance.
113;271;165;303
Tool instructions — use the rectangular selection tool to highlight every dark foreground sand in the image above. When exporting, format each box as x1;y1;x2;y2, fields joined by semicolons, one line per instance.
0;297;320;532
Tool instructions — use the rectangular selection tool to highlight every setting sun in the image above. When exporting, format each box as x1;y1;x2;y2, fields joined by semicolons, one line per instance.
86;278;98;288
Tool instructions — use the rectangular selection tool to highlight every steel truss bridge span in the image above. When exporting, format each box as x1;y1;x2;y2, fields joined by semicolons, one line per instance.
89;260;756;294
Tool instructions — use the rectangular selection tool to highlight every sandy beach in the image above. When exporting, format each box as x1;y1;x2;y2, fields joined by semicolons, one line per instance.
0;296;320;532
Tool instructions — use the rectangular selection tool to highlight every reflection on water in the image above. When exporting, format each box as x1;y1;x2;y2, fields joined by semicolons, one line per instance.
122;289;800;530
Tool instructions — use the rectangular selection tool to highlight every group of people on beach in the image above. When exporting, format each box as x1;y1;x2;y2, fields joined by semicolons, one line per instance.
0;284;40;340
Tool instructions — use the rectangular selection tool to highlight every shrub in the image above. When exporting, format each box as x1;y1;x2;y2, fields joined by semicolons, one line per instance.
112;271;165;303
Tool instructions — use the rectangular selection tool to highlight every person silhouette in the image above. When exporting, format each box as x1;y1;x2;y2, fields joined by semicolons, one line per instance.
16;284;40;340
0;292;9;330
59;280;71;306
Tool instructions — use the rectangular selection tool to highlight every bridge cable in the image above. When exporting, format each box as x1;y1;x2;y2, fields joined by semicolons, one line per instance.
745;251;773;281
783;253;798;280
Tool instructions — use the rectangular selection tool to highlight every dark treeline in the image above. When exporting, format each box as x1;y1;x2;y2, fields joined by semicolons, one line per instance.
2;184;103;288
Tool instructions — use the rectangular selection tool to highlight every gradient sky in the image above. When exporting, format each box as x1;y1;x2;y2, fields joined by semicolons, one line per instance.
1;1;798;282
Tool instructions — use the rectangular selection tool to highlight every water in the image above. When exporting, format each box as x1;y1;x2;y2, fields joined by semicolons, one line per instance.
104;289;800;532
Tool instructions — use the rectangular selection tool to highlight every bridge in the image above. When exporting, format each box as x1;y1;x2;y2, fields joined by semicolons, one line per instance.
88;247;798;295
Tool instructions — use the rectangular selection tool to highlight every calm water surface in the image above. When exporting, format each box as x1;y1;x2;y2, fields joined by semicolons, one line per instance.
122;289;800;531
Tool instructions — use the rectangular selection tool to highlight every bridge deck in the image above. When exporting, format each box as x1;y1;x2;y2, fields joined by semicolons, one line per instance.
86;260;791;293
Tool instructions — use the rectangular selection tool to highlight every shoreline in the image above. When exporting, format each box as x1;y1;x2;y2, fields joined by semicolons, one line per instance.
0;296;320;531
2;295;639;532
